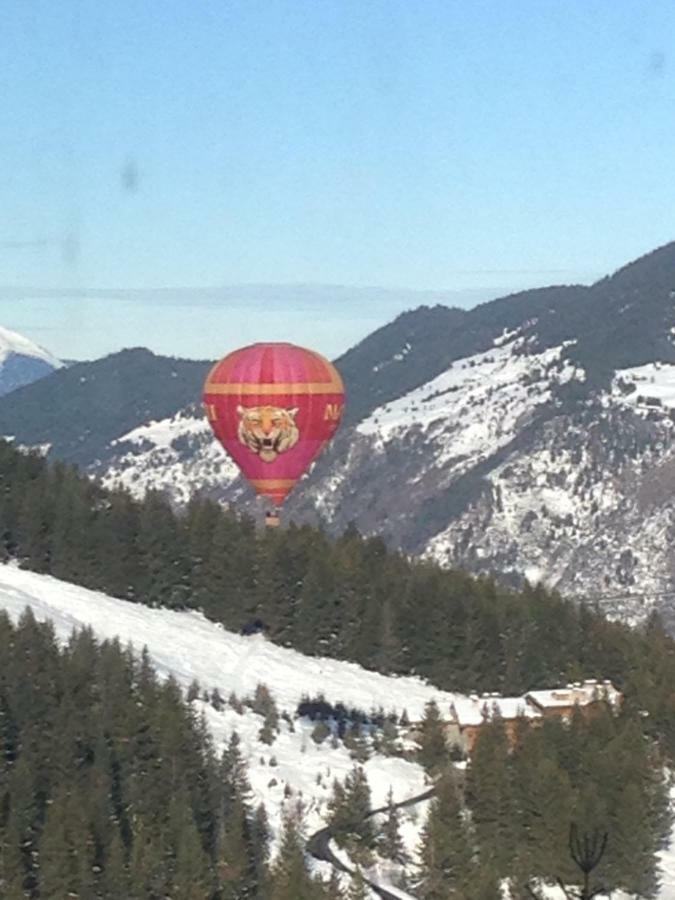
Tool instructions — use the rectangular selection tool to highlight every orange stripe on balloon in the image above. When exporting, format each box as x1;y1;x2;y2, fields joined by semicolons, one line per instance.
250;479;296;489
204;380;342;395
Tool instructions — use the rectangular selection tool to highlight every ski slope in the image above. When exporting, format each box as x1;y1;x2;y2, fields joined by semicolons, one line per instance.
0;564;457;720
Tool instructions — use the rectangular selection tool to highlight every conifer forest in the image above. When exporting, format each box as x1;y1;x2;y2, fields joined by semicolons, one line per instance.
0;440;674;897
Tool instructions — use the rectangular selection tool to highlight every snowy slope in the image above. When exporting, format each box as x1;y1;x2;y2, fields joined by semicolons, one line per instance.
0;565;674;897
298;334;587;532
0;565;435;859
613;362;675;412
0;325;62;395
100;407;240;503
87;329;675;631
17;245;671;625
357;337;580;461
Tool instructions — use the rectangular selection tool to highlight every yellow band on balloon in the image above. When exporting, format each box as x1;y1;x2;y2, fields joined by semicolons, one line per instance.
204;379;343;395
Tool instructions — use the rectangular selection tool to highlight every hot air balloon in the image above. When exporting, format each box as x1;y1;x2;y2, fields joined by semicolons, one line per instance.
203;343;345;523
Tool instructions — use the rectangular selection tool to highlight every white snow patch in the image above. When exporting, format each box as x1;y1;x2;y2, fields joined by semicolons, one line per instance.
493;326;522;347
613;362;675;411
115;413;211;450
0;325;63;368
358;340;580;472
101;408;239;503
372;342;413;373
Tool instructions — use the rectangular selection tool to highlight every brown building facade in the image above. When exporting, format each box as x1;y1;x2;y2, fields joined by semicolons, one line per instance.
444;680;621;755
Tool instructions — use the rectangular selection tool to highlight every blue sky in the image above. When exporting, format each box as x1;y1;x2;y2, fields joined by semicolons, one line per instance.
2;0;675;359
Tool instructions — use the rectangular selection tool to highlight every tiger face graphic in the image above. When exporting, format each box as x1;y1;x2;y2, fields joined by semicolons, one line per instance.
237;405;300;463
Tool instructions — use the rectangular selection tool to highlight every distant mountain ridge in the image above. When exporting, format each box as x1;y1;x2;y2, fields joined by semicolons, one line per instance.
5;243;675;627
0;347;211;464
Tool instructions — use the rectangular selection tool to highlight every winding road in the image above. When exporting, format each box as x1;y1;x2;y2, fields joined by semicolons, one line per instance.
307;785;437;899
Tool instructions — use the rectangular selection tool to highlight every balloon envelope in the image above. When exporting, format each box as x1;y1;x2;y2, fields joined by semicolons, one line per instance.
203;342;345;506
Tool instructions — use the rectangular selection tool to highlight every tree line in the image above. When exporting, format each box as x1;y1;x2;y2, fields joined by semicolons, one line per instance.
2;439;675;765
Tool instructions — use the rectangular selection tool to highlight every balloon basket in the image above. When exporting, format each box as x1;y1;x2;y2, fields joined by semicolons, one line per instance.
265;509;281;528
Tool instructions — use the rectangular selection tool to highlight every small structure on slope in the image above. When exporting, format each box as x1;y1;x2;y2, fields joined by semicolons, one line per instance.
445;693;542;754
445;679;621;754
525;679;622;718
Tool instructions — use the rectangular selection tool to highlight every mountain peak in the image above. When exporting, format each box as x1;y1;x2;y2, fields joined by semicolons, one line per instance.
0;325;62;368
0;325;63;396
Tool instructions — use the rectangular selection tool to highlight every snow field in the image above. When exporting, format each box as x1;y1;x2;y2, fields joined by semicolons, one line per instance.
614;362;675;411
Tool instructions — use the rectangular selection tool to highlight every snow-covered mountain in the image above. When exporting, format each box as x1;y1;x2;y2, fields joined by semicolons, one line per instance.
89;244;675;628
6;244;675;625
1;564;674;899
0;325;62;395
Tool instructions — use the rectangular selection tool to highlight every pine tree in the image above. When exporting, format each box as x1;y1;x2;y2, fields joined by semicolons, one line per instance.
293;544;343;655
136;490;189;607
328;777;349;833
250;802;271;898
217;733;258;899
465;713;515;877
417;770;472;899
510;722;573;882
344;721;370;762
312;721;332;745
38;788;92;900
378;788;406;863
128;829;170;900
417;699;448;773
170;814;211;900
269;808;317;900
329;767;375;863
93;490;141;600
99;831;131;900
211;687;226;711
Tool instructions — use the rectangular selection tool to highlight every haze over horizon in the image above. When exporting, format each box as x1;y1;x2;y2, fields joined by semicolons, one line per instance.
3;1;675;358
0;281;513;361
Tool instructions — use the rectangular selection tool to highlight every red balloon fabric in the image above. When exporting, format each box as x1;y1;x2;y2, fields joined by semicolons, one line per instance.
203;343;345;506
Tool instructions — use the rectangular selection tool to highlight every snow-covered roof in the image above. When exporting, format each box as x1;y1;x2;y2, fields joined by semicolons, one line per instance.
526;679;621;710
449;695;541;727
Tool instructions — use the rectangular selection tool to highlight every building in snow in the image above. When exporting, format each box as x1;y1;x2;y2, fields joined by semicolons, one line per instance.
445;693;541;754
444;679;621;754
524;679;622;719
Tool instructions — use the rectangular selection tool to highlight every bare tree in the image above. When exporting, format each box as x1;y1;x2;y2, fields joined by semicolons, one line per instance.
526;824;610;900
